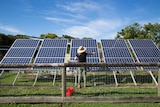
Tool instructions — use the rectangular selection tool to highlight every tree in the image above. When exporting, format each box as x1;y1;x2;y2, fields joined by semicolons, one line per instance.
117;22;142;39
62;35;76;41
40;33;60;39
116;22;160;48
15;34;29;39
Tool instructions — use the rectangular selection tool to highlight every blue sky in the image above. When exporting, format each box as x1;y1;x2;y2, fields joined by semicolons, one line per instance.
0;0;160;41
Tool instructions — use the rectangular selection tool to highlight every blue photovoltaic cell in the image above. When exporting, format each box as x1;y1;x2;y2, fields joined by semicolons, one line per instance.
37;48;66;57
12;39;39;47
41;39;68;47
105;58;137;70
72;39;97;47
103;48;132;57
129;39;160;70
6;48;36;57
132;48;160;57
129;39;157;47
1;58;31;64
35;58;64;63
101;39;127;47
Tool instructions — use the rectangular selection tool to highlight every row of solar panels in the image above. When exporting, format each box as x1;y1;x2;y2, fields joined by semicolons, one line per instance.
0;39;160;71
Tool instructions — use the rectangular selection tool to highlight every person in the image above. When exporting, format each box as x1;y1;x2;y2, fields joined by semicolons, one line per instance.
74;46;96;88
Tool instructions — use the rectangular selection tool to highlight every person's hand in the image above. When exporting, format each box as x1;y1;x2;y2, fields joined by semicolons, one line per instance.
92;52;96;54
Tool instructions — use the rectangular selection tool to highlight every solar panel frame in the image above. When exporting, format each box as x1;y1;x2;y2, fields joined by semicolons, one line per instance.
0;39;40;70
128;39;160;70
33;39;68;70
101;39;137;71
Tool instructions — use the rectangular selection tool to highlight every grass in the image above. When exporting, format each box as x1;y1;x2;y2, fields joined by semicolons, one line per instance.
0;102;160;107
0;71;159;107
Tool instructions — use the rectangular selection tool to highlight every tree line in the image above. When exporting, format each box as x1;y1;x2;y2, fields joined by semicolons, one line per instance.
0;22;160;48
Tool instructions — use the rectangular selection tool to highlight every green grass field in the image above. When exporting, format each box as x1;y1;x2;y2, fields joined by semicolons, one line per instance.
0;71;159;107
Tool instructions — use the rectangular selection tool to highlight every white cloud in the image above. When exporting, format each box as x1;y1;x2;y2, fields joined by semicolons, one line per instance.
0;24;22;34
57;1;99;12
45;17;75;23
63;19;123;39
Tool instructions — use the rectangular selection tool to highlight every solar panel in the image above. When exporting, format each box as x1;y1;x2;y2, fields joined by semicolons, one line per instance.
33;39;68;70
105;57;137;70
101;39;127;47
101;39;137;71
129;39;157;47
71;39;97;47
6;48;36;57
69;39;101;71
12;39;39;47
37;48;66;57
128;39;160;70
103;48;132;57
42;39;68;47
0;39;39;70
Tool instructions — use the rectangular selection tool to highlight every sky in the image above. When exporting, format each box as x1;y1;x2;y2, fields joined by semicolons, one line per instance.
0;0;160;41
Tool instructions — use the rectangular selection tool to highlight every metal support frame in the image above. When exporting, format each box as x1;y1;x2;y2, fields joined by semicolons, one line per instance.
33;71;39;86
113;71;118;86
12;70;21;85
74;70;78;87
0;70;4;77
148;71;158;86
130;71;137;86
52;71;57;86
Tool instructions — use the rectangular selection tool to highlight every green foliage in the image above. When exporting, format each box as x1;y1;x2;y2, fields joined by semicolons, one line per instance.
116;22;160;48
0;33;16;46
40;33;60;39
62;35;77;41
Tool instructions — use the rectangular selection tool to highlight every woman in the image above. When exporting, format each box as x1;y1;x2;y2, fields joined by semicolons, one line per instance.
74;46;95;88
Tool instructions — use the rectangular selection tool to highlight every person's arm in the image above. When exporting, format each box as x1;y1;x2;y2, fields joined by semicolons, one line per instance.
74;54;79;60
74;56;78;60
87;52;96;56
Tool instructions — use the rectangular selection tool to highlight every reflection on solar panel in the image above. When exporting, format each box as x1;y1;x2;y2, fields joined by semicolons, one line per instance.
129;39;160;70
0;39;40;70
34;39;68;70
101;39;137;70
69;39;100;71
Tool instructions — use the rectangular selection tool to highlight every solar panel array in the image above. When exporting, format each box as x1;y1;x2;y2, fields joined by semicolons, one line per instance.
69;39;100;70
101;39;137;70
128;39;160;70
0;39;40;70
33;39;68;70
1;39;159;71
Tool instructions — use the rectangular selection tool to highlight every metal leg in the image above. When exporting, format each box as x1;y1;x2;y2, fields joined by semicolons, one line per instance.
74;70;78;87
113;71;118;86
0;70;4;77
33;71;39;86
148;71;158;86
93;72;96;87
130;71;137;86
83;70;86;88
53;71;57;86
12;70;21;85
